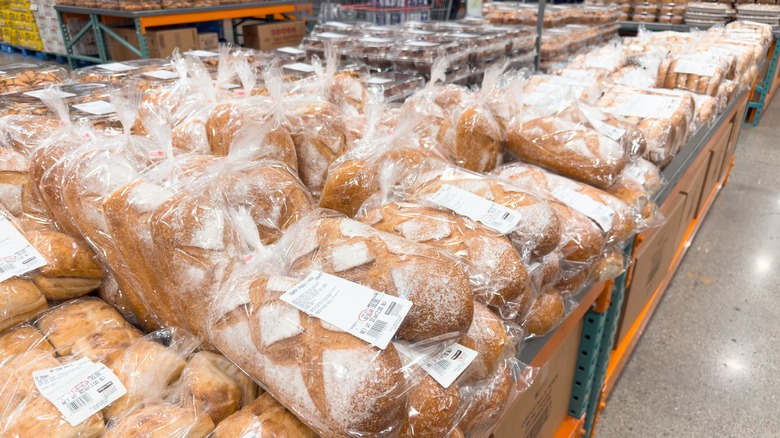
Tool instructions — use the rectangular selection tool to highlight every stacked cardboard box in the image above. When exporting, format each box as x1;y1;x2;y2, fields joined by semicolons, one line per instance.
30;0;97;55
1;0;44;50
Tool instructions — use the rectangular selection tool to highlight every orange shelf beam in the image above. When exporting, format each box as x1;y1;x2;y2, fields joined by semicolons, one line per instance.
137;2;311;32
554;416;586;438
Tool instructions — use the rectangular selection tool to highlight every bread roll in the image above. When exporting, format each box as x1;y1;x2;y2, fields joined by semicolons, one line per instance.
0;146;29;217
523;290;566;336
210;275;407;437
458;362;514;435
400;374;460;438
281;213;474;341
102;403;214;438
211;393;317;438
451;105;502;173
178;351;249;424
589;246;626;284
35;298;132;356
605;158;662;221
105;335;190;421
361;202;530;318
460;302;510;381
71;326;143;365
0;351;106;437
28;140;83;236
409;168;562;260
0;279;47;333
27;229;104;300
0;324;53;360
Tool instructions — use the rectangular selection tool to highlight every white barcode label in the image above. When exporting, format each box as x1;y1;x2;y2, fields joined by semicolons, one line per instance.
72;100;115;115
0;214;47;282
368;77;393;85
451;32;479;38
393;341;477;388
277;46;305;55
142;70;179;80
674;58;718;77
280;271;412;349
551;187;615;232
33;358;126;426
604;94;681;120
284;63;315;73
428;185;522;234
579;106;626;142
97;62;137;72
189;50;219;57
23;89;75;99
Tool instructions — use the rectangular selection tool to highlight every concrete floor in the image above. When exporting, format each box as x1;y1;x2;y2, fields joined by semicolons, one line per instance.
596;102;780;436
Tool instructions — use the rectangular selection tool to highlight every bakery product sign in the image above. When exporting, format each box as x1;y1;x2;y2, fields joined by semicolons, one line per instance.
281;271;412;349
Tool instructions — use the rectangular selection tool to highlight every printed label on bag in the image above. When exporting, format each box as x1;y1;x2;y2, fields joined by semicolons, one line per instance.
394;341;477;388
0;215;47;282
97;62;138;72
33;358;127;427
189;50;219;57
368;77;393;85
281;271;412;349
674;58;718;77
428;185;521;234
283;63;316;73
605;94;680;120
551;187;614;232
361;37;393;44
142;70;179;80
579;106;626;142
23;89;76;99
407;41;439;47
73;100;115;115
277;46;305;55
317;32;349;39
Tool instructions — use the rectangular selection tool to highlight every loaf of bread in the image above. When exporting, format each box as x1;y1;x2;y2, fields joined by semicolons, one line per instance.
505;108;628;189
287;100;350;196
320;142;447;218
494;162;643;245
408;166;562;260
460;302;511;381
0;324;53;359
605;159;663;221
71;326;143;365
26;229;104;300
205;99;298;172
400;374;461;438
177;351;257;424
523;290;566;336
210;274;408;437
34;298;130;354
656;56;726;97
457;361;514;436
102;403;214;438
0;278;47;332
589;246;627;284
279;211;474;341
0;146;29;217
360;202;530;319
29;138;84;236
211;393;317;438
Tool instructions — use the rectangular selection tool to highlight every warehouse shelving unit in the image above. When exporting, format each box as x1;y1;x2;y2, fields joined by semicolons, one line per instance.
54;0;313;67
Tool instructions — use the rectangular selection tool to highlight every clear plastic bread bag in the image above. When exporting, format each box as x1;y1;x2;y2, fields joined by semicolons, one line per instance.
208;234;434;438
655;52;729;97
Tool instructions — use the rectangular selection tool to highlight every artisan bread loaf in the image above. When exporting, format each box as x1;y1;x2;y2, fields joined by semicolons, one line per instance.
523;290;566;336
458;362;514;435
0;146;29;216
280;212;474;341
71;326;143;365
400;374;460;438
210;274;407;437
29;139;83;236
0;325;53;359
360;202;530;318
211;392;317;438
408;167;562;260
460;302;511;381
0;279;47;332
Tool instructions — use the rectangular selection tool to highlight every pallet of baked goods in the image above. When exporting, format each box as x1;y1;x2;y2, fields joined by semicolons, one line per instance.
684;1;735;25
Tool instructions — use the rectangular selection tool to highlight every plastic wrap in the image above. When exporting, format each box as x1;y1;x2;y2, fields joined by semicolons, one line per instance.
656;53;729;97
522;73;605;106
71;59;170;84
605;158;665;223
0;262;48;332
0;62;67;95
211;392;316;437
597;84;695;167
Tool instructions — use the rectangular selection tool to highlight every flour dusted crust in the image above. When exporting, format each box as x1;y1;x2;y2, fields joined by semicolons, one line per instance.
460;302;511;381
458;362;514;435
211;393;317;438
400;374;461;438
210;275;407;437
282;213;474;341
361;202;530;318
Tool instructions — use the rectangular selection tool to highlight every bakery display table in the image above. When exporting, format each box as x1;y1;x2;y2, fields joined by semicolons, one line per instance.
54;1;312;68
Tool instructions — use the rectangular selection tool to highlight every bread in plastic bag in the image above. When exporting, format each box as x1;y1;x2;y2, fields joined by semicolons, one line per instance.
604;158;664;222
102;403;214;438
359;201;532;320
210;392;317;438
0;278;48;332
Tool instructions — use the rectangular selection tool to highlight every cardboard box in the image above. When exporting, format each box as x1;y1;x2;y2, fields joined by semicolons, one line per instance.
108;27;197;61
198;32;219;51
493;319;583;438
242;21;306;51
698;122;731;214
616;192;686;346
679;154;709;232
